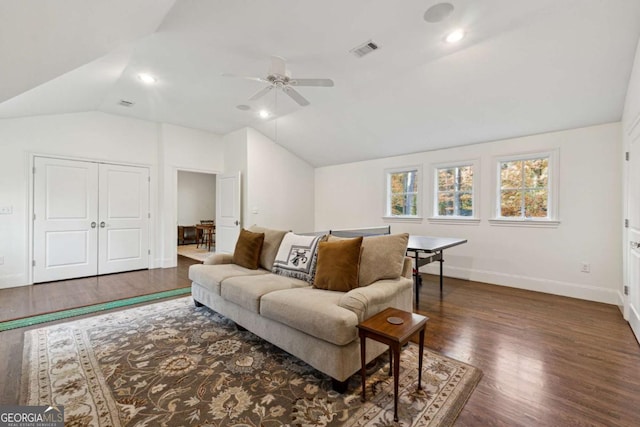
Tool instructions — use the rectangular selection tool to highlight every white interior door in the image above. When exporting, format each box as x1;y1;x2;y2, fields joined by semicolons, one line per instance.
98;163;150;274
626;128;640;343
215;172;241;253
33;157;99;282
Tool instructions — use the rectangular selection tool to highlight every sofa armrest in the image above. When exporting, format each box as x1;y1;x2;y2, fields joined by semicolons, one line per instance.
203;253;234;265
402;257;412;279
338;277;413;322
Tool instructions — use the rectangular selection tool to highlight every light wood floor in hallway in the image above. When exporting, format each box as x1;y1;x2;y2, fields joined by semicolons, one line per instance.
1;256;639;426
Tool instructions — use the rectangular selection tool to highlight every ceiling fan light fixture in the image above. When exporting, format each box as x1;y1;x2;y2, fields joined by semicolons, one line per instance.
445;29;465;43
259;109;270;119
137;73;157;84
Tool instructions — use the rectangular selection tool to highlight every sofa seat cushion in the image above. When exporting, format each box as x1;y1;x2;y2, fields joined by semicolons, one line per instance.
260;288;359;346
221;273;309;314
189;264;268;295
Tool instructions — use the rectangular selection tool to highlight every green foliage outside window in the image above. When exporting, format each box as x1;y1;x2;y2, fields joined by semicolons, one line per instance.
500;157;549;218
437;166;473;216
389;170;418;216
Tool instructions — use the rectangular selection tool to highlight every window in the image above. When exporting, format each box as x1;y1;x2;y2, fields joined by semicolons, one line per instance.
385;166;421;219
492;150;559;226
434;164;475;218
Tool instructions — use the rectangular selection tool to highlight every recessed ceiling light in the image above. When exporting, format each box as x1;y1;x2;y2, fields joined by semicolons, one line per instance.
445;29;465;43
424;3;454;23
137;73;156;84
258;110;270;119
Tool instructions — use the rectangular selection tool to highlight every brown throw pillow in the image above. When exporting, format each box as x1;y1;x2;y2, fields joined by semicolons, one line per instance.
233;229;265;270
314;237;363;292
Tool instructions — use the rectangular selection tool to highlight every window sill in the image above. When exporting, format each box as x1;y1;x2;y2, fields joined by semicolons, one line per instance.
427;217;481;225
382;216;423;223
489;218;560;228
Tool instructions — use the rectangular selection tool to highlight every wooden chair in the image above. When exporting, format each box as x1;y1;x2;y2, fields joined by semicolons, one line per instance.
197;220;215;251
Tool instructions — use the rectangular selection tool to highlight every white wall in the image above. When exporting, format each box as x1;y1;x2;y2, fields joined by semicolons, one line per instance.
246;128;315;233
222;128;249;226
0;112;224;287
0;111;158;287
315;123;622;304
177;171;216;225
159;123;224;267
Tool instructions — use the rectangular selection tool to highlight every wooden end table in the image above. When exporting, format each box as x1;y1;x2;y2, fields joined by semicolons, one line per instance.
357;307;428;422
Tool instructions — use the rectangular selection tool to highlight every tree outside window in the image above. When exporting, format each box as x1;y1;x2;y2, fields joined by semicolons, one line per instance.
386;167;420;217
499;157;549;218
436;165;473;217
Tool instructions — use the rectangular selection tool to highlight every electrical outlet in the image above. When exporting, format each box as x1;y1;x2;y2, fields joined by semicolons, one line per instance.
0;206;12;215
581;262;590;273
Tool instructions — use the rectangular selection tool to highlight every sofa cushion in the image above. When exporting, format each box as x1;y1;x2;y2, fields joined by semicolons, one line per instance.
233;229;265;270
248;225;288;271
260;288;359;346
329;233;409;286
314;237;362;292
188;264;268;295
272;233;324;283
221;273;309;314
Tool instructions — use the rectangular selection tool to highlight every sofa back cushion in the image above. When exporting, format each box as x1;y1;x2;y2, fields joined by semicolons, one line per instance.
232;229;265;270
328;233;409;286
314;236;363;292
272;232;324;283
248;225;288;271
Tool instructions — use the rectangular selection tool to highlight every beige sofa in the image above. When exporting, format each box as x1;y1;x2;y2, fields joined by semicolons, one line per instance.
188;227;413;388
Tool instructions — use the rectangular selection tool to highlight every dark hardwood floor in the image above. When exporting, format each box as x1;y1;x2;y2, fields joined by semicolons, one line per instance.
1;256;639;426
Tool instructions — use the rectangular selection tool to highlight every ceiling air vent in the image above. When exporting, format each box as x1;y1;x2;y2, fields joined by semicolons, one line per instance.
118;99;135;107
350;40;379;58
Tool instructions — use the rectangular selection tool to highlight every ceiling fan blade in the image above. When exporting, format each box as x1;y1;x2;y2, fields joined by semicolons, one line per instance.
249;85;273;101
221;73;267;83
289;78;334;87
283;86;310;106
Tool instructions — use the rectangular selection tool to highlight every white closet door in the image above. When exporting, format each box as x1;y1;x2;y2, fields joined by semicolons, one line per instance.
98;163;150;274
626;127;640;343
33;157;99;283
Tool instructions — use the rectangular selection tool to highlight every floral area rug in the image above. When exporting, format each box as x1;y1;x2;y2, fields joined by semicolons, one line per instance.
21;297;482;426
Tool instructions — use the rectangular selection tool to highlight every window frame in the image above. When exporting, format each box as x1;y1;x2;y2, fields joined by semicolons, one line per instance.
490;149;560;227
383;165;423;221
428;159;481;224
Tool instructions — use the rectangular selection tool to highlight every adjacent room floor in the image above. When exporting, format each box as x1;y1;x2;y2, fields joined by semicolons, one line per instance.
1;256;639;426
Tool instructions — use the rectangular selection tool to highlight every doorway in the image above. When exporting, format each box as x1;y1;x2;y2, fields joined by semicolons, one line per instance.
176;171;216;262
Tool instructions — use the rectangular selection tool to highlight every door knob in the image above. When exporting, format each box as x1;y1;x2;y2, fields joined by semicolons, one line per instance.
631;241;640;249
100;221;106;228
91;222;97;228
235;220;239;226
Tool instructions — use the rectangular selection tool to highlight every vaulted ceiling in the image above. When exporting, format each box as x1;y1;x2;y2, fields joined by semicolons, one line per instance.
2;0;640;166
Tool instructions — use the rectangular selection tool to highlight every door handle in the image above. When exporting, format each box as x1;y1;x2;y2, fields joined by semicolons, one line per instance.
100;221;106;228
235;220;239;226
631;241;640;249
91;222;97;229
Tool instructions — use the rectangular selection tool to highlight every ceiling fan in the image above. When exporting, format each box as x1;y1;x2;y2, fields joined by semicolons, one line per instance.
223;56;334;107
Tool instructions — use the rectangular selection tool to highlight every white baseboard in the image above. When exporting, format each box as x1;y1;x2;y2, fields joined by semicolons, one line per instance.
160;257;177;268
0;273;29;289
629;304;640;344
421;264;619;305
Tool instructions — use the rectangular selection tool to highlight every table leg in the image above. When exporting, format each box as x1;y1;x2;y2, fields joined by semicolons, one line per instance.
393;343;400;422
438;250;444;293
388;346;393;376
413;252;420;307
418;328;425;391
360;331;366;401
